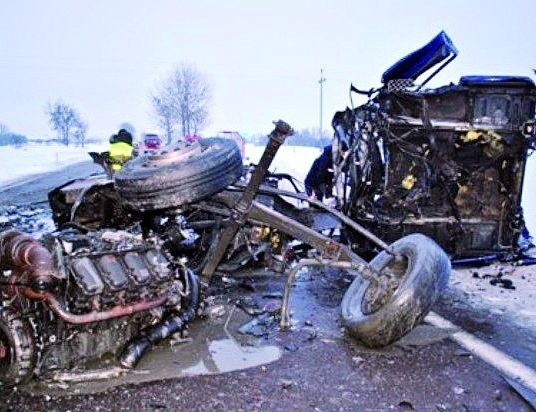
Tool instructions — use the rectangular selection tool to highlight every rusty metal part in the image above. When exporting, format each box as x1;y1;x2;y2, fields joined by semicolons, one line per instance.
280;259;372;328
213;191;370;265
214;190;387;292
229;183;395;255
23;289;167;325
201;120;294;279
51;366;128;383
0;230;55;285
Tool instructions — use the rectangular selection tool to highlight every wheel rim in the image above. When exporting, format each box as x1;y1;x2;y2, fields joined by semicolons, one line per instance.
361;256;409;315
143;141;203;166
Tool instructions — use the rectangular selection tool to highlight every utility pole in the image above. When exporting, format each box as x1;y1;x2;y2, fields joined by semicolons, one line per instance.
319;69;326;142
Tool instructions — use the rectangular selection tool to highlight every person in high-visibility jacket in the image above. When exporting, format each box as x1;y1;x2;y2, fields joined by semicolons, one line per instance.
109;129;134;172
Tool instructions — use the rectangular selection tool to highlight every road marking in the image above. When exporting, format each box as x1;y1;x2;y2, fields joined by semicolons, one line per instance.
426;311;536;393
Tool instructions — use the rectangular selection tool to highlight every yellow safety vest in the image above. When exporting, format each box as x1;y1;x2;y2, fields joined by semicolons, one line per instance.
109;141;133;171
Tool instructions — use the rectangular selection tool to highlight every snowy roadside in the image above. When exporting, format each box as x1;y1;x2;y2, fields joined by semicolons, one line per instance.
449;265;536;331
0;143;105;187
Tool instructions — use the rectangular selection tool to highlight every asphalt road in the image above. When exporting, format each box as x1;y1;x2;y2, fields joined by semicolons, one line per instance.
0;164;535;411
0;160;101;206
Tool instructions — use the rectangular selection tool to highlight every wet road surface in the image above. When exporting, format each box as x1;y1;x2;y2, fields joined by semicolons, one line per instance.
1;165;535;411
0;160;100;206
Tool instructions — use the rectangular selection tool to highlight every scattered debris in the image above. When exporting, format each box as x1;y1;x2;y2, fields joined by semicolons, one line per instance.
284;342;299;352
50;367;128;383
453;386;465;395
238;313;275;337
263;300;282;316
207;304;226;319
351;356;365;365
489;278;516;290
398;400;414;410
302;326;317;341
279;378;294;389
235;297;265;316
262;292;283;299
454;349;472;357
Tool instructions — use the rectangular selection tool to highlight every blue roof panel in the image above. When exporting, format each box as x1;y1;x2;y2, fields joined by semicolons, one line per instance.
459;76;535;88
381;31;458;84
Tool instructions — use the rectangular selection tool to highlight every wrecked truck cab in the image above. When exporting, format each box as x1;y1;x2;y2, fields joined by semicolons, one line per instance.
336;31;536;258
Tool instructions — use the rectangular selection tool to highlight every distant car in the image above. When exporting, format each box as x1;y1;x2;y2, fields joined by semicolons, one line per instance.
184;134;201;143
136;133;162;154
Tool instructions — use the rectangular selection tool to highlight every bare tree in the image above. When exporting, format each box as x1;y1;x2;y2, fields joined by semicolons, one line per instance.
46;101;87;146
0;123;9;136
73;119;88;147
152;64;211;142
152;95;175;144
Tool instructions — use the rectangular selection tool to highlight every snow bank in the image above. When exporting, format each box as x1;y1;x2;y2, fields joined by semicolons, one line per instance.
0;143;105;186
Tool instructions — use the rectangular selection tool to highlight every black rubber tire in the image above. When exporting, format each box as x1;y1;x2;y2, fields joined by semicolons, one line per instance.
0;309;37;388
115;138;243;211
341;233;450;347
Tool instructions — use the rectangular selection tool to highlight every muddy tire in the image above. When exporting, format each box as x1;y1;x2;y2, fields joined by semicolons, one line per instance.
0;309;37;388
115;138;243;211
341;233;450;347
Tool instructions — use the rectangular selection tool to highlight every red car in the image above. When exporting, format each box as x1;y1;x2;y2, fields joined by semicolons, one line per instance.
136;133;162;154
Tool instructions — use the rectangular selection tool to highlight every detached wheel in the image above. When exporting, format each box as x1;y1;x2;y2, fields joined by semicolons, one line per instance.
341;234;450;347
0;309;37;388
115;138;243;211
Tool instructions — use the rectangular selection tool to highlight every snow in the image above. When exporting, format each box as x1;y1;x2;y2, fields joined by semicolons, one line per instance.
244;143;319;182
0;142;105;187
450;265;536;330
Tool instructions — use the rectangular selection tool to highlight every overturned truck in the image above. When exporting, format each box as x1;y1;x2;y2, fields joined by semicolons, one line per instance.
1;31;533;388
333;31;536;258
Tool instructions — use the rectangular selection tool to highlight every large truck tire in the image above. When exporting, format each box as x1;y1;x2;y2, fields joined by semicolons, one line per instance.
341;234;450;347
115;138;243;211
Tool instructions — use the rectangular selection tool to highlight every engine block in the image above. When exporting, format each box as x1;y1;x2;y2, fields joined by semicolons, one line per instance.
51;229;181;313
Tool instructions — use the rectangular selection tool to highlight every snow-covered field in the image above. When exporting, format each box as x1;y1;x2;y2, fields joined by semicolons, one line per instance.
0;142;105;187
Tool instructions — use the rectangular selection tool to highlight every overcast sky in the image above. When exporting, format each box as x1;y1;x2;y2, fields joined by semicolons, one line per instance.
1;0;534;140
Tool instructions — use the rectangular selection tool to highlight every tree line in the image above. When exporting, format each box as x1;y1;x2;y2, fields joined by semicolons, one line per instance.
42;63;211;147
0;123;28;147
7;62;336;148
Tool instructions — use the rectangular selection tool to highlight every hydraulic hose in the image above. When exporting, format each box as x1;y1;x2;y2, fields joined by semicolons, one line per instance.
119;268;200;368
